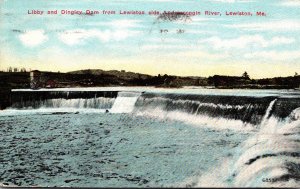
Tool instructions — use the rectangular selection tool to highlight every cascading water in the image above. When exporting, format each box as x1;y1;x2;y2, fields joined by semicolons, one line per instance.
133;93;274;131
10;97;115;110
9;91;142;113
225;106;300;187
133;93;299;126
2;89;299;187
131;93;300;187
9;90;118;110
166;98;299;187
110;92;142;113
260;99;277;127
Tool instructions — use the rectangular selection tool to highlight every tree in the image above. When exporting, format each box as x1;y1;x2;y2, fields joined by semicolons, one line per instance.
242;71;250;79
20;68;27;72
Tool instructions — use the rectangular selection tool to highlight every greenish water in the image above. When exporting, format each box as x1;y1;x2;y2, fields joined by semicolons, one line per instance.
0;112;248;187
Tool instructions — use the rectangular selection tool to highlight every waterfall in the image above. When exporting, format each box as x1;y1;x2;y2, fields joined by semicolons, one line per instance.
11;97;115;110
3;89;299;187
260;99;277;127
110;92;142;113
192;105;300;187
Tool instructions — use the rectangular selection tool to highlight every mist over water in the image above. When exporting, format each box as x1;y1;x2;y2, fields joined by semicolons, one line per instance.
0;88;299;187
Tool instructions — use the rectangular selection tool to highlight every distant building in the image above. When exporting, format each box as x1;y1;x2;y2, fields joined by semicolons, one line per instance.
45;80;57;88
208;75;251;87
30;70;41;89
30;70;41;81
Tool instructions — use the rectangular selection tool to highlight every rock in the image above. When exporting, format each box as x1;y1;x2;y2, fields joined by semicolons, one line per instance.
64;178;80;183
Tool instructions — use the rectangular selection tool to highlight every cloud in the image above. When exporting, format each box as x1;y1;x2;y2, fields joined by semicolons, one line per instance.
244;50;300;61
187;17;219;26
58;29;140;45
18;30;48;47
83;19;143;42
209;0;254;3
228;20;300;31
109;19;142;28
113;30;138;41
152;0;185;2
87;19;143;28
280;0;300;7
200;35;295;50
141;44;189;51
187;30;219;34
269;36;296;45
192;17;218;22
173;50;229;60
114;0;185;2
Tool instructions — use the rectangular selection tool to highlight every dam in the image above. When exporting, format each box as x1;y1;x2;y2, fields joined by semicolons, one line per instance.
6;87;300;125
0;87;299;187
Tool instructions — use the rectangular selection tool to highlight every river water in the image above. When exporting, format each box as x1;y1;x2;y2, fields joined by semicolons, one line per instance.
0;87;299;187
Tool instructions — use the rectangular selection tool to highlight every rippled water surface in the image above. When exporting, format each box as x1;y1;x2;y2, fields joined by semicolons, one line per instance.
0;112;249;187
1;88;299;187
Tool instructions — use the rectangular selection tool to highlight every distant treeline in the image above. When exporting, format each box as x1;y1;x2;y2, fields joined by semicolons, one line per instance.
208;74;300;89
1;67;29;73
0;69;299;90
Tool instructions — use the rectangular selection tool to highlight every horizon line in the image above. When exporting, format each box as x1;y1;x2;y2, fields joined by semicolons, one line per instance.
2;67;298;80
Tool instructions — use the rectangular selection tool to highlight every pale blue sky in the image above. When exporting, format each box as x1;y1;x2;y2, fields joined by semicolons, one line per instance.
0;0;299;78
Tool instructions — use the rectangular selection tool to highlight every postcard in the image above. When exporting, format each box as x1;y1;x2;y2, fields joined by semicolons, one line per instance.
0;0;299;188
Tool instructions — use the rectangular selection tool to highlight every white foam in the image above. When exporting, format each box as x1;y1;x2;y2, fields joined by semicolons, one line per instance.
194;158;232;187
110;92;141;113
235;158;294;187
12;87;300;97
137;96;248;111
10;97;115;110
190;107;300;187
0;108;107;116
260;99;277;127
135;107;255;132
239;114;299;186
